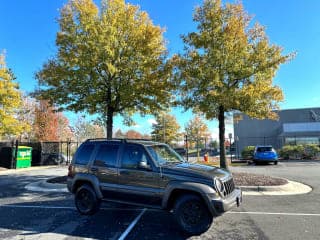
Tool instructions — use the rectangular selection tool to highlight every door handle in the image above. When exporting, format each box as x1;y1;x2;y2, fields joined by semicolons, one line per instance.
91;167;98;172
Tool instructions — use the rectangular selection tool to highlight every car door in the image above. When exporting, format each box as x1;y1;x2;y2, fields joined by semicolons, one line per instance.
117;144;162;206
91;143;120;199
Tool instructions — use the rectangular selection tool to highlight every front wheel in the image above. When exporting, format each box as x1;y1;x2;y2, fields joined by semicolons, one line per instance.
173;194;213;235
274;161;278;165
75;184;101;215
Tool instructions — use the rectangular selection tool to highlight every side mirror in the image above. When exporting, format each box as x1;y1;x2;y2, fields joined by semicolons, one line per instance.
138;161;151;170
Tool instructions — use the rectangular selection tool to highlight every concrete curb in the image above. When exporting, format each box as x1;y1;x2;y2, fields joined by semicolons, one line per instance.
25;177;312;196
25;180;68;193
0;166;66;175
240;180;312;196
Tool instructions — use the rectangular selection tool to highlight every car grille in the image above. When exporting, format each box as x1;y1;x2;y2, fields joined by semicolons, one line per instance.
223;178;235;197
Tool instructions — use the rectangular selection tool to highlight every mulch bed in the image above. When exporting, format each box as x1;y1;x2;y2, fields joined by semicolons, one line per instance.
47;173;287;187
232;172;287;186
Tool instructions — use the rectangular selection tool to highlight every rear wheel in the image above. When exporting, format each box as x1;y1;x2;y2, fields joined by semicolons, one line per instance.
75;184;101;215
274;161;278;165
173;194;213;235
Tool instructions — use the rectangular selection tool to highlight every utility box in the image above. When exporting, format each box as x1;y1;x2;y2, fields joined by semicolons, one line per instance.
16;146;32;168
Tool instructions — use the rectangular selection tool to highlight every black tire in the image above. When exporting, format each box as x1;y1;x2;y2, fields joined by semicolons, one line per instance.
173;194;213;235
274;161;278;165
75;184;101;215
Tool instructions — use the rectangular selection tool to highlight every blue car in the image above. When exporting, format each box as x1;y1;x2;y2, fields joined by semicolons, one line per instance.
253;145;278;165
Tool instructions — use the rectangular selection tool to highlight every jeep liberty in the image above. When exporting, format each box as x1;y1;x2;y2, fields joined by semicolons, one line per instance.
67;139;242;235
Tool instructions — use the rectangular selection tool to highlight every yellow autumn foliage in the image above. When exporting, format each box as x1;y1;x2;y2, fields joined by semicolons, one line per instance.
0;53;30;138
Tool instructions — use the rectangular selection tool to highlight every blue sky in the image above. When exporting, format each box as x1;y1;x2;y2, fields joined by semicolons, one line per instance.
1;0;320;138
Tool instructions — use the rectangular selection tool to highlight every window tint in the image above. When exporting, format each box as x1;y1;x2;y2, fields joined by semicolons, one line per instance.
147;145;184;165
75;145;94;165
121;145;148;169
257;147;272;152
94;144;119;167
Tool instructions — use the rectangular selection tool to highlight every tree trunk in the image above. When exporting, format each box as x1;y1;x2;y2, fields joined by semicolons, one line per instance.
218;105;228;169
106;107;114;139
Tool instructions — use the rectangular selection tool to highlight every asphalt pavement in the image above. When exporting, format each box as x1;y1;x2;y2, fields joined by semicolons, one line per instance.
0;162;319;239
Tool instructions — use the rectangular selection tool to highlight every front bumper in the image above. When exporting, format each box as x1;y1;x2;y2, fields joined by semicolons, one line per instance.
210;187;242;215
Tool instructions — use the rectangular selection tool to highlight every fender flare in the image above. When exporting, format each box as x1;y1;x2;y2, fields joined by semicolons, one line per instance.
71;173;103;199
162;181;218;215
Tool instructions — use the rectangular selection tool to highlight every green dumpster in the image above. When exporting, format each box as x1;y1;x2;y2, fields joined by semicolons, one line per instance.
16;146;32;168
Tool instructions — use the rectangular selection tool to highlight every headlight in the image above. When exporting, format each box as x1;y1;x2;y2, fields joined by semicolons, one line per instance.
214;178;224;194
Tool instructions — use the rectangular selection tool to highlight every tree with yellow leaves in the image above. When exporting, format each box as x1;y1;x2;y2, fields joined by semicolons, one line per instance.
174;0;294;169
0;53;30;138
151;112;181;144
35;0;172;139
184;115;211;149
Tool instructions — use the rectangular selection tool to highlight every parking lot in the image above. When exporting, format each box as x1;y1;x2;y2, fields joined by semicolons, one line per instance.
0;162;320;240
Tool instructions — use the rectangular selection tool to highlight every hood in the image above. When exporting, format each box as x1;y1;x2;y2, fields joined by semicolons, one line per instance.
161;162;231;180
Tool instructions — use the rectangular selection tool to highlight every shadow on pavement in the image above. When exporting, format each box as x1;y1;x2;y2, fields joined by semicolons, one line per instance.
0;199;193;240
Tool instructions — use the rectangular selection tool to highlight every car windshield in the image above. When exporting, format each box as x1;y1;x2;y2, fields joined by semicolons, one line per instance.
147;145;185;165
257;147;273;152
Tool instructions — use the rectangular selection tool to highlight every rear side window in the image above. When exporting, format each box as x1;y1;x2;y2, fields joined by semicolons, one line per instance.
75;145;94;165
93;144;119;168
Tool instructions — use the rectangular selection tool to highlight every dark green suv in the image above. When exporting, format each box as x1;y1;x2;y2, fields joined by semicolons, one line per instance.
67;139;242;235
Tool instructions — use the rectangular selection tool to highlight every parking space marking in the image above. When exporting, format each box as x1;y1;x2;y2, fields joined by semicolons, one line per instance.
0;204;76;210
3;205;319;218
118;208;146;240
229;211;320;217
0;204;155;212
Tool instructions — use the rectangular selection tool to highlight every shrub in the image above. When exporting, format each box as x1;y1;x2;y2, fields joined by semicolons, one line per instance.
279;144;320;160
241;146;255;159
303;144;320;159
279;145;293;160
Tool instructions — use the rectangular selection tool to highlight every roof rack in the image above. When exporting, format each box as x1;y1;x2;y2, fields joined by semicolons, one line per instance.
84;138;153;143
121;138;153;142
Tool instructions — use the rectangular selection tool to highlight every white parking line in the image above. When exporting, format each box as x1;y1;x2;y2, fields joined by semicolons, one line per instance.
0;204;152;212
228;211;320;217
0;204;76;210
118;208;146;240
2;204;320;218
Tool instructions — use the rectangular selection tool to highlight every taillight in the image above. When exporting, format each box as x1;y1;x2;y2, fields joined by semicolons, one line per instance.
68;165;74;178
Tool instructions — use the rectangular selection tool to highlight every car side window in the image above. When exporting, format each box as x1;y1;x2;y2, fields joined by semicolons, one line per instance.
121;145;149;169
93;144;119;168
75;144;94;165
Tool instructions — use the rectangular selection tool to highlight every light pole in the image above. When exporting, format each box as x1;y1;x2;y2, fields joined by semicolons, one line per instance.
163;116;166;143
185;135;189;162
229;133;232;163
236;135;239;159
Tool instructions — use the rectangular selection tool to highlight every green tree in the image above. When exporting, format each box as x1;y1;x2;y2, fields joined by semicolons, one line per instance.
184;115;210;148
175;0;293;169
151;112;181;144
0;53;30;138
35;0;172;139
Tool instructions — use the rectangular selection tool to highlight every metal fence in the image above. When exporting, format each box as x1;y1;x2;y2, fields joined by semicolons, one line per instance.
0;140;82;168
